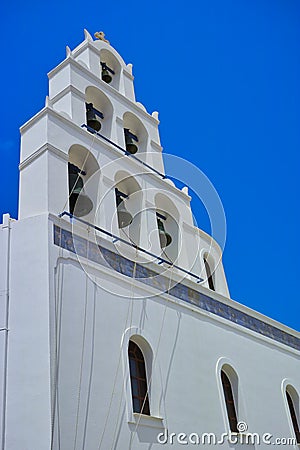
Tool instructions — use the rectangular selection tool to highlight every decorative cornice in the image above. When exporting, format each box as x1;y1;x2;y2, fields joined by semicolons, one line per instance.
20;106;48;134
102;174;115;187
144;200;156;208
19;108;191;201
115;116;124;125
182;221;201;235
181;223;222;258
150;140;163;153
19;143;68;171
123;68;134;81
47;55;73;78
193;225;223;256
50;85;85;105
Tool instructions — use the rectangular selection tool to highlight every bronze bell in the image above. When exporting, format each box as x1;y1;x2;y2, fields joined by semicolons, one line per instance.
117;202;133;228
116;190;133;228
68;166;93;217
124;128;138;154
157;218;172;248
86;103;101;132
102;68;112;84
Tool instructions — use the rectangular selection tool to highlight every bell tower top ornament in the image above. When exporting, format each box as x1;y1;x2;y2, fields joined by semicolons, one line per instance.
94;31;110;44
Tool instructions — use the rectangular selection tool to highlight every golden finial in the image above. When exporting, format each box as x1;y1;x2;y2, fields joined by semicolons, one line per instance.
94;31;110;44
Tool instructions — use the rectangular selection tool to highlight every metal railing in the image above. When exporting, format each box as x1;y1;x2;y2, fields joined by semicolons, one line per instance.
81;124;166;179
58;211;203;283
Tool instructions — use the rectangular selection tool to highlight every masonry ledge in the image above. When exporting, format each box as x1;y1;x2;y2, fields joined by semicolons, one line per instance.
49;213;300;351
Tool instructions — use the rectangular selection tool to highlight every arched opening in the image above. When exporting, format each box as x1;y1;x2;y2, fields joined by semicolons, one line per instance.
114;171;142;246
100;49;121;90
221;366;238;433
154;193;179;263
128;340;150;415
68;145;100;220
85;87;113;138
123;112;148;156
286;386;300;443
203;253;215;291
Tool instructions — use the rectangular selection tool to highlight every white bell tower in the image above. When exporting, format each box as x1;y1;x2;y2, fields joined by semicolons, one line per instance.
18;28;229;292
18;28;165;220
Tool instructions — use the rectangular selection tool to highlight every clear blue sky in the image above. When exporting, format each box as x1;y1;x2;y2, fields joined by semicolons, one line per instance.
1;1;300;330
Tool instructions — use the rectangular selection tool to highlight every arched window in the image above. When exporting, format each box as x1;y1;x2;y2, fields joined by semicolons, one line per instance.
286;390;300;443
85;86;113;139
68;145;100;220
221;369;238;432
128;341;150;415
204;255;215;291
114;172;142;245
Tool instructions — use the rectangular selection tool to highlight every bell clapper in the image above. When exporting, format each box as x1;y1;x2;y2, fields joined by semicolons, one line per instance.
124;128;138;154
68;163;93;217
157;214;172;248
86;103;103;132
101;61;115;84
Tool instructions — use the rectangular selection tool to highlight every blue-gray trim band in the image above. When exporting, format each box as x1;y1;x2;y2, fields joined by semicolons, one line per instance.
54;225;300;351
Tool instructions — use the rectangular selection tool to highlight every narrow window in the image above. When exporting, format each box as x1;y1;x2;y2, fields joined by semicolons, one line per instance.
128;341;150;415
204;256;215;291
286;391;300;443
221;370;238;432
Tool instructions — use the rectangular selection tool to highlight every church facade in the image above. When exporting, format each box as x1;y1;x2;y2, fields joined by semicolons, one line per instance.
0;30;299;449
